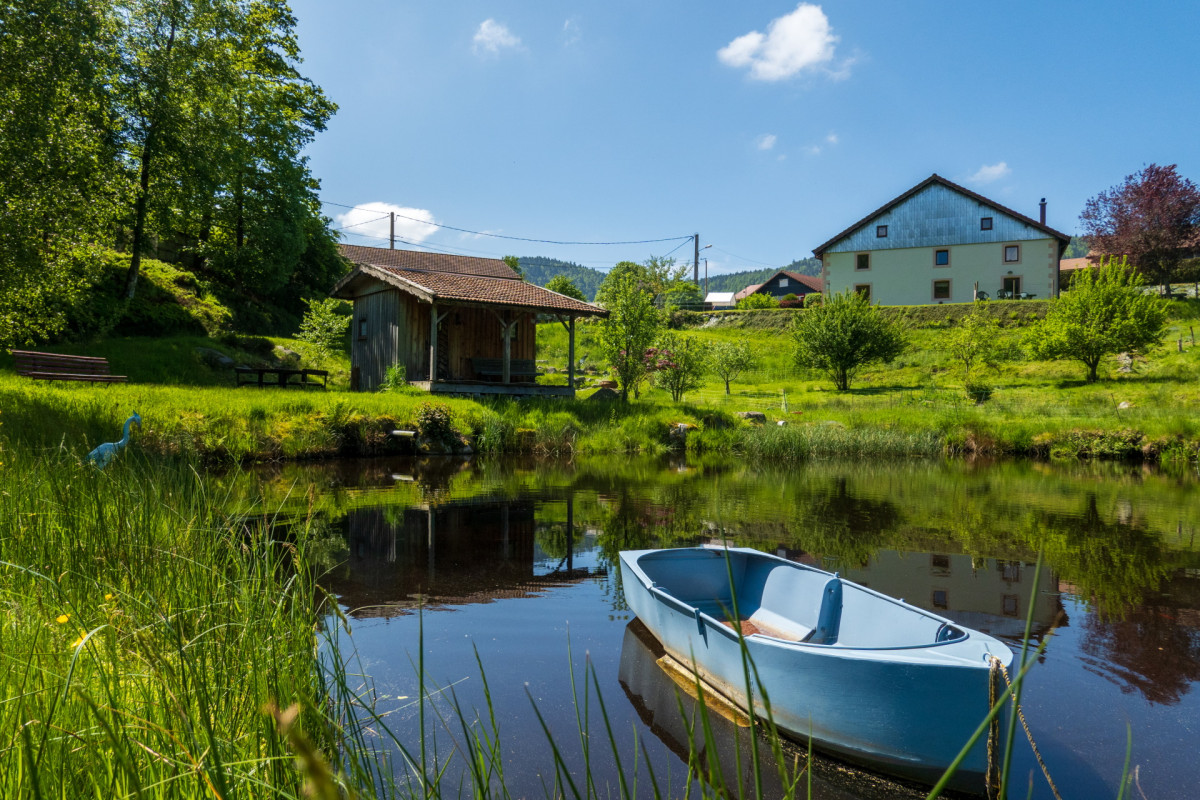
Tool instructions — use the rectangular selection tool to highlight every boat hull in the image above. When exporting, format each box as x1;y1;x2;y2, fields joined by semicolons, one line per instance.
619;547;1013;794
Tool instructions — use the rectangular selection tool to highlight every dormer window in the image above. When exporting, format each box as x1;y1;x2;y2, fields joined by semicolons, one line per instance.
980;217;994;231
876;225;888;238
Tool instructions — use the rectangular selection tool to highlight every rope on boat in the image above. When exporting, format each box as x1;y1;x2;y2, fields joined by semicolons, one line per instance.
990;655;1063;800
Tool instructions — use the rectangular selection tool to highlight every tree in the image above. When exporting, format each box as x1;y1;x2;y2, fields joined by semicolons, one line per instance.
662;282;702;308
595;256;690;307
710;340;757;395
0;0;125;347
1080;164;1200;294
791;290;906;391
947;303;1005;382
596;272;663;401
545;274;585;301
503;255;524;280
647;332;708;402
1027;256;1167;382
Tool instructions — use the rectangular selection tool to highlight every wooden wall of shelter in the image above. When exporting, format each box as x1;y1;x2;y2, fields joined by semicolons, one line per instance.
348;285;536;391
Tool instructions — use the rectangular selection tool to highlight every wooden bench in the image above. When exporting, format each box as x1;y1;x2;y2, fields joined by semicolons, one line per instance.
470;357;542;381
235;367;328;388
11;350;127;384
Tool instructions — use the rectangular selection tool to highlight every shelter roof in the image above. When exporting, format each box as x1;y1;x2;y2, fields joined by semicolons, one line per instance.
333;245;607;316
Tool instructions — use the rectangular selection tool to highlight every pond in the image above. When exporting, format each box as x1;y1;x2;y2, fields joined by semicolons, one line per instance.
242;455;1200;798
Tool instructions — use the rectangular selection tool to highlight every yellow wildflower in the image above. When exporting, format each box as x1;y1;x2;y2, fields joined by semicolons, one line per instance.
56;614;70;624
104;593;115;602
71;634;86;648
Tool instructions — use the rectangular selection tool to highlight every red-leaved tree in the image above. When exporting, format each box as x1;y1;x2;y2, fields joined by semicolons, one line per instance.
1080;164;1200;294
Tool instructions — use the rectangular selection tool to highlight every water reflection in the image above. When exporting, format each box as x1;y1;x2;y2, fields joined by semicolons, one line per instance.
236;455;1200;798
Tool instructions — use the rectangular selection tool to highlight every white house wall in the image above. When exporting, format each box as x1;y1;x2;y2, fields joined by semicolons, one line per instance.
824;238;1059;305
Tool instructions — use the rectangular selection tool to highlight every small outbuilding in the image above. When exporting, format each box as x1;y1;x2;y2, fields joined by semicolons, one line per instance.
735;270;824;303
703;291;736;308
333;245;607;396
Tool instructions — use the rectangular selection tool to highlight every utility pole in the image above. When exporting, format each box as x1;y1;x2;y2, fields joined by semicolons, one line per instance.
390;212;395;249
694;233;700;285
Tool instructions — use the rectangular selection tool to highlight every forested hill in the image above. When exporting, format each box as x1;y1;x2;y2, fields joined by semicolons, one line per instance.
519;256;821;299
518;257;605;300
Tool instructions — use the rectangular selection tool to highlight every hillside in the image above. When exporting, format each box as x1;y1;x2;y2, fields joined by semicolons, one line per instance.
518;255;822;299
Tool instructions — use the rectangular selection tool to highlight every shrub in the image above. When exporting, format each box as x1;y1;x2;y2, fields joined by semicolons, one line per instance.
781;293;799;302
379;363;408;392
791;289;907;391
736;293;778;310
647;332;708;402
415;402;456;445
297;298;350;359
804;292;824;308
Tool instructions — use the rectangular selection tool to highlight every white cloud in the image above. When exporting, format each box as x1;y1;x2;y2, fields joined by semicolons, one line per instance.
804;144;822;156
756;133;778;151
563;18;581;47
335;202;438;244
718;4;842;82
969;162;1012;184
825;132;838;145
473;19;521;56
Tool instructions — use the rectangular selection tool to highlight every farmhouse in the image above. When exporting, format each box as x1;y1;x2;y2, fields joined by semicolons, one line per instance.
813;174;1071;305
333;245;606;396
733;269;823;303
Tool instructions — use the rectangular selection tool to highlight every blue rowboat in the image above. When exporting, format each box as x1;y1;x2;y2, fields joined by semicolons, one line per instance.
619;546;1014;793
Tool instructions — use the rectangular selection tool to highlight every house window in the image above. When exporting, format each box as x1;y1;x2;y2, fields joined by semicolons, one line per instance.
1002;561;1022;582
931;554;951;577
934;249;950;267
854;284;871;302
932;589;949;610
779;277;788;287
933;280;951;301
1004;244;1021;263
855;253;870;271
1002;595;1019;617
876;225;888;238
357;317;367;340
981;217;994;231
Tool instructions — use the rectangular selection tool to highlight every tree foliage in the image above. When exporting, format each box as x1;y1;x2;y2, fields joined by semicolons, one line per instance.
1027;257;1167;382
596;272;663;401
595;256;690;307
947;302;1006;381
737;293;778;310
544;274;585;301
297;297;349;359
790;290;907;391
0;0;340;346
503;255;524;280
1080;164;1200;292
647;332;708;402
709;340;757;395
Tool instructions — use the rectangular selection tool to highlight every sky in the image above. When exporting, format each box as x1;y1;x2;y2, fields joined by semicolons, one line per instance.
290;1;1200;276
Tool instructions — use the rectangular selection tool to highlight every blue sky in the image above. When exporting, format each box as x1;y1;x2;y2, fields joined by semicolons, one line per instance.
291;1;1200;276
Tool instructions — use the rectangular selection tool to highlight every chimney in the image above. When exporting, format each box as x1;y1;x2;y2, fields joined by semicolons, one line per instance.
1039;198;1047;225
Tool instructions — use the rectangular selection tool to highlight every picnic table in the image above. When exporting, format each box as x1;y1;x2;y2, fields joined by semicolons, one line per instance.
235;367;328;389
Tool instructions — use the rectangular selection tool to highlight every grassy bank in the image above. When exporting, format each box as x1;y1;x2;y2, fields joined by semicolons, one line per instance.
2;296;1200;463
0;450;376;797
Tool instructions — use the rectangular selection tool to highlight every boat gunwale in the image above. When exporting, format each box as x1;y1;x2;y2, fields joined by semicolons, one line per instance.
625;547;1011;662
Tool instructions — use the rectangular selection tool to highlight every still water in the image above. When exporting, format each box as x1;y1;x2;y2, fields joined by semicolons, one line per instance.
244;456;1200;798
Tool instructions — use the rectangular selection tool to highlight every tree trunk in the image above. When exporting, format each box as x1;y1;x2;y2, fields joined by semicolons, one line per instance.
1086;358;1100;383
124;145;154;300
724;377;730;395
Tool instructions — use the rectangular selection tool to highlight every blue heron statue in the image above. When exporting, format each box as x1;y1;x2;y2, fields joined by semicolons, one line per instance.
87;413;141;468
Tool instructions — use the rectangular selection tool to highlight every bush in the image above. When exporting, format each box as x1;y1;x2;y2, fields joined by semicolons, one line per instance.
379;363;408;392
804;292;824;308
736;293;778;310
781;293;799;302
297;298;350;359
415;402;456;445
791;289;907;391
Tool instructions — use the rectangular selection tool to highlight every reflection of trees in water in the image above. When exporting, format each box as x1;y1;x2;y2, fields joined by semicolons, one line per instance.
791;476;901;567
1080;574;1200;705
1036;492;1173;618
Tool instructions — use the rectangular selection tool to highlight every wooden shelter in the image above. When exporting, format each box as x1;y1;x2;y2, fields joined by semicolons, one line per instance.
332;245;607;396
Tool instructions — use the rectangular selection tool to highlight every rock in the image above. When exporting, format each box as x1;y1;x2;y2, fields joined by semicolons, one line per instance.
274;345;299;363
1118;401;1134;409
668;423;697;447
545;366;558;374
598;379;618;389
735;411;766;424
701;413;732;430
587;387;620;402
195;347;235;369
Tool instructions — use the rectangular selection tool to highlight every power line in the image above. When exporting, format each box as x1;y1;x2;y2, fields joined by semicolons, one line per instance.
709;245;790;269
320;200;692;247
330;213;390;232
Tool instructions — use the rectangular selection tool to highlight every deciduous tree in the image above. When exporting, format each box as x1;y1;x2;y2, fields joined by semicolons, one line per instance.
1080;164;1200;294
791;290;906;391
545;274;585;301
647;332;708;402
1028;256;1167;382
597;272;663;401
709;340;757;395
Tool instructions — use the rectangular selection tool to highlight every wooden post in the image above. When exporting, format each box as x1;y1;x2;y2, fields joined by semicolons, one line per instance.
429;302;438;381
502;312;511;384
567;316;575;395
566;495;574;572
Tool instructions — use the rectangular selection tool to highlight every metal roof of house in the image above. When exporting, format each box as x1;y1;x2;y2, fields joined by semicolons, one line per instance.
333;245;607;316
704;291;735;303
812;174;1071;257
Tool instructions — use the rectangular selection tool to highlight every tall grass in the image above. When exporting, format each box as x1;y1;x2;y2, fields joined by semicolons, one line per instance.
0;449;355;797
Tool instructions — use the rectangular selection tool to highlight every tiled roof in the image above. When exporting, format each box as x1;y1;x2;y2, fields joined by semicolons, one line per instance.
1059;257;1095;272
733;283;763;301
782;271;824;292
338;244;520;279
333;245;606;315
812;174;1072;257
